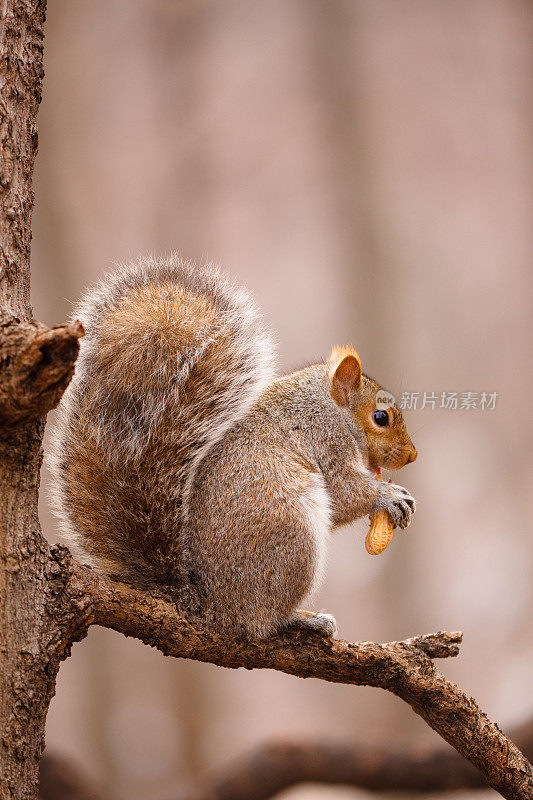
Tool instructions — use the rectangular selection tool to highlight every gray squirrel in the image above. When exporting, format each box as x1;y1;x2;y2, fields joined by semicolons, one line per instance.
49;255;417;638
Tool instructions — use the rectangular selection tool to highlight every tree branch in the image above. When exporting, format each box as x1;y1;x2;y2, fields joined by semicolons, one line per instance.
38;719;533;800
182;719;533;798
54;553;533;800
0;311;83;423
189;720;533;800
181;739;485;799
183;722;533;799
38;753;105;800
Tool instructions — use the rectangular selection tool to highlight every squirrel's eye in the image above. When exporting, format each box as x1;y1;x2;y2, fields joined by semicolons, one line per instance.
372;409;390;427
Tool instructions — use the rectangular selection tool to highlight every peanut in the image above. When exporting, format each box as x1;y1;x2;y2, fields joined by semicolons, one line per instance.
365;469;395;555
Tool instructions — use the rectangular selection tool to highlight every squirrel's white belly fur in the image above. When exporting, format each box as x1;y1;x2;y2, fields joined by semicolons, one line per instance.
298;474;332;601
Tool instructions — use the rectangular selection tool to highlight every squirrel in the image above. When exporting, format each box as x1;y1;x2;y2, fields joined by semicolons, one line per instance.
48;255;417;639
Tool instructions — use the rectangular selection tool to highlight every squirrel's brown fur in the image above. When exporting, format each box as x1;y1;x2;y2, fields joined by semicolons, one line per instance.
48;255;417;638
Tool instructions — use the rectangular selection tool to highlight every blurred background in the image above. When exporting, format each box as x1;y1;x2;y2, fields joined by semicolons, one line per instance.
33;1;533;798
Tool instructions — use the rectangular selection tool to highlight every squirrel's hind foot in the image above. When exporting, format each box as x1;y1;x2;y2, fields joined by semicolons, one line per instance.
287;610;338;638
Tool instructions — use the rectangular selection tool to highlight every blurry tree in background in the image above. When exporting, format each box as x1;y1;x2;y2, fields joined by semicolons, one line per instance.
31;1;533;798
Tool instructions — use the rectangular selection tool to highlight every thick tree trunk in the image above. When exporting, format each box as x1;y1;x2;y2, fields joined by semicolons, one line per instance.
0;418;47;800
0;0;45;318
0;3;51;798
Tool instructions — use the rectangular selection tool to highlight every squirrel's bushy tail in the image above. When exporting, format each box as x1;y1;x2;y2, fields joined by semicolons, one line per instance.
47;255;275;580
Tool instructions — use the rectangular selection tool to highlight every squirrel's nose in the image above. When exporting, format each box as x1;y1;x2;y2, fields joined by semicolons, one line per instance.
406;447;417;464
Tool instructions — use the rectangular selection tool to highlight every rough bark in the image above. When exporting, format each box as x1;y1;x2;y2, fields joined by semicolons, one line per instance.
0;312;83;423
0;0;45;318
0;2;53;800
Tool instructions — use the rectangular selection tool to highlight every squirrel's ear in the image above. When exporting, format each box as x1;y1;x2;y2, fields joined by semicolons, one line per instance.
329;346;362;407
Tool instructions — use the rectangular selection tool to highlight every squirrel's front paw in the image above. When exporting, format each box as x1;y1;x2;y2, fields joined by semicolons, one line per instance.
373;482;416;530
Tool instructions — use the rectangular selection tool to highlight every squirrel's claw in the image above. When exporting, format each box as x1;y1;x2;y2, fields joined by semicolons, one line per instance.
373;482;416;530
